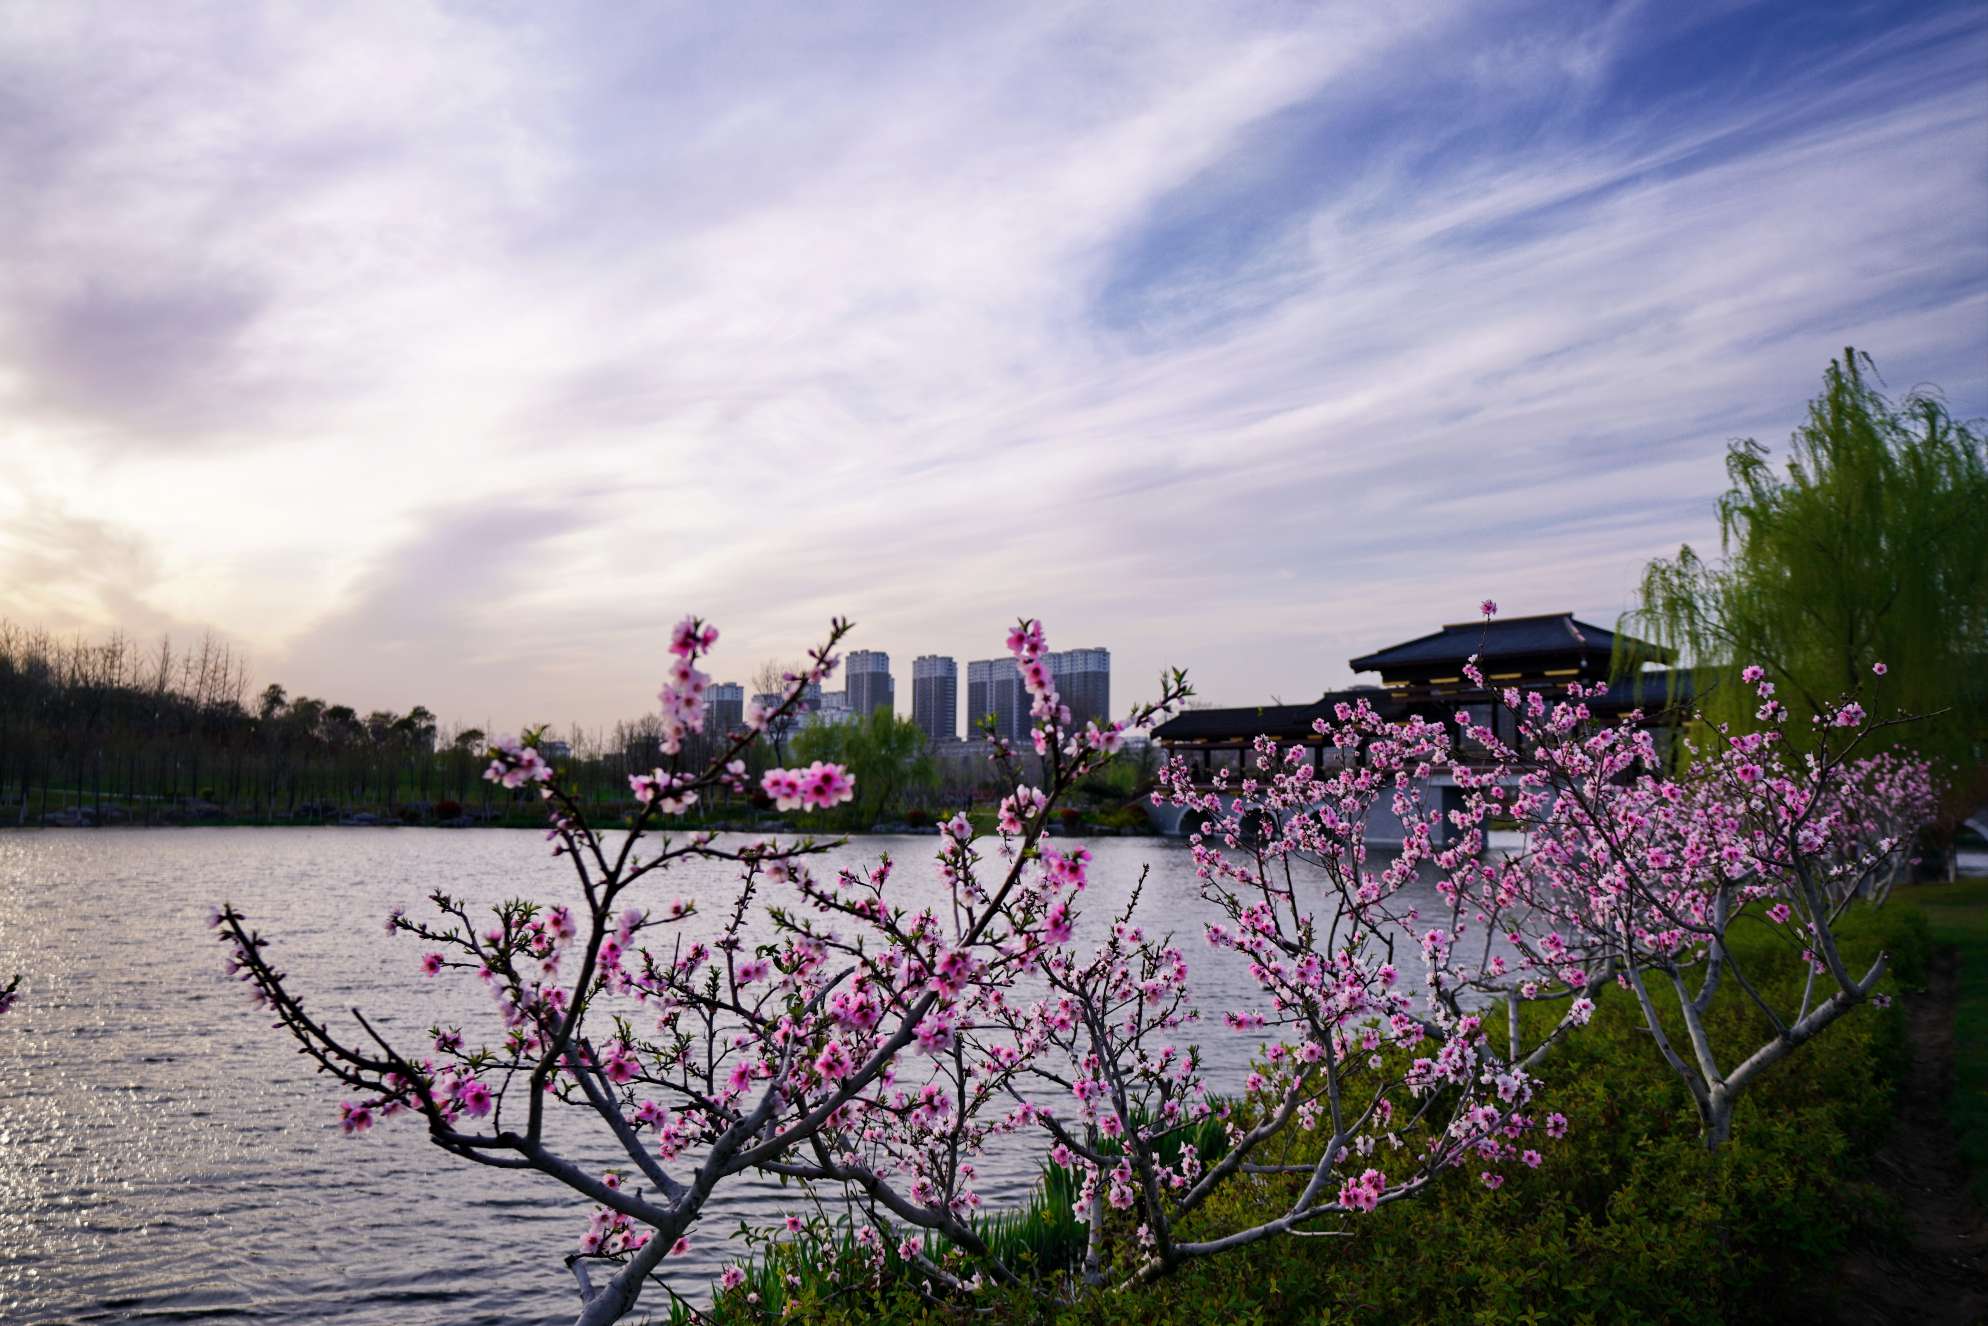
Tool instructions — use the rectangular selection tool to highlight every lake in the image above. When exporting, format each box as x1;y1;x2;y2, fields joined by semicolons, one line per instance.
0;827;1460;1325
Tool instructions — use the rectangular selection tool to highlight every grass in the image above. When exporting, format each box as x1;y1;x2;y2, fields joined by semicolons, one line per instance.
665;907;1932;1325
1890;875;1988;1208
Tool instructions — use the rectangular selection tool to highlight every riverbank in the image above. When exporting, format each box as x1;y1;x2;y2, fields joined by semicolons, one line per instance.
0;802;1168;836
671;889;1986;1326
0;816;1166;836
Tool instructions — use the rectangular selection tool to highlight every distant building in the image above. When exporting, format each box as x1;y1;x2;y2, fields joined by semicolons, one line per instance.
540;739;574;761
912;654;958;743
846;650;894;719
703;682;744;736
796;688;857;734
1047;647;1111;731
967;658;1029;744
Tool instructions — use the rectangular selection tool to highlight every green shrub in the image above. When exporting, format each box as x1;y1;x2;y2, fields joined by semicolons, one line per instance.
678;905;1928;1325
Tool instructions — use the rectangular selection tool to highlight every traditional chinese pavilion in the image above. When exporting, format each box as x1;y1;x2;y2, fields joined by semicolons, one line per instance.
1150;612;1690;835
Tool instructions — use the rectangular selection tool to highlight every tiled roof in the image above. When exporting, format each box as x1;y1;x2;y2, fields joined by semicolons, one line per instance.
1348;613;1666;673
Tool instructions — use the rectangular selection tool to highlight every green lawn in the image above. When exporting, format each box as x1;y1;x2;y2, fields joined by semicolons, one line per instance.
1891;876;1988;1208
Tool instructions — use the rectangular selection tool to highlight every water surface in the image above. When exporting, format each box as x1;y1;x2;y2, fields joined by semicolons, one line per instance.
0;828;1464;1324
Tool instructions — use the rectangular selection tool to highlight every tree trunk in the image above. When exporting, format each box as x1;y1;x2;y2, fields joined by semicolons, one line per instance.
1700;1094;1734;1149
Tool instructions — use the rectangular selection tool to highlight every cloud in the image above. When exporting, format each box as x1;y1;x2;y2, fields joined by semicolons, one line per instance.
11;279;268;436
0;493;186;640
270;499;601;723
0;1;1981;724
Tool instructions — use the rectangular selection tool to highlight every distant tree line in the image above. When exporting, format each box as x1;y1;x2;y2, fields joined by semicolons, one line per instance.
0;623;710;825
0;623;1153;829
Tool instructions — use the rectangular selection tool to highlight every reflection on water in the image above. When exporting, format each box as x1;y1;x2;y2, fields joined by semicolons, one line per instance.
0;828;1453;1324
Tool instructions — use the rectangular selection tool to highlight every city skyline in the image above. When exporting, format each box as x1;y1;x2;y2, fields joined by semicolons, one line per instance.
717;644;1112;747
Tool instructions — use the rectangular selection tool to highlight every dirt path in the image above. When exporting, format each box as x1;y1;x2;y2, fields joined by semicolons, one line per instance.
1832;946;1988;1324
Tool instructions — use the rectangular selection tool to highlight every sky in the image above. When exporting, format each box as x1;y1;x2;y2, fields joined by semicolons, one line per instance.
1;0;1984;732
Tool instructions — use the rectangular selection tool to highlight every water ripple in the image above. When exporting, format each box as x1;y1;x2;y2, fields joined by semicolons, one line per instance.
0;828;1448;1323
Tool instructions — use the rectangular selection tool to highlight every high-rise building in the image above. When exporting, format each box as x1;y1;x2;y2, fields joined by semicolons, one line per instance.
1046;647;1111;731
795;689;856;734
846;650;894;719
703;682;745;736
964;650;1110;742
911;655;958;743
967;658;1028;744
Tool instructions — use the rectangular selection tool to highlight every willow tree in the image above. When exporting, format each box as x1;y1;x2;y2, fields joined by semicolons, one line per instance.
790;704;937;827
1622;348;1988;857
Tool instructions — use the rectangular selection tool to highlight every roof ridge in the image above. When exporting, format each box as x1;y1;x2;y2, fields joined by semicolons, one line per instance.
1435;611;1574;630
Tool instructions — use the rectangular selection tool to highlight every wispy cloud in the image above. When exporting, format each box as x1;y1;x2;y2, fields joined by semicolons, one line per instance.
0;1;1981;723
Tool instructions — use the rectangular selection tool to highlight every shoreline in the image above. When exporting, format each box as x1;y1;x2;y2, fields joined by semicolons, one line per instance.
0;819;1167;838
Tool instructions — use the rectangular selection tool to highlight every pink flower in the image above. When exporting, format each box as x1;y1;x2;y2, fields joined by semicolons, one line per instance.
1041;900;1073;946
601;1046;639;1084
1337;1167;1387;1212
1833;702;1865;728
1766;902;1791;924
668;615;718;658
1480;1172;1504;1190
1480;599;1498;618
814;1040;853;1081
1006;620;1045;658
914;1011;957;1056
420;952;444;977
720;1266;746;1291
670;1236;690;1256
799;761;855;811
1872;661;1887;676
1544;1112;1568;1139
339;1101;374;1134
759;768;803;808
762;763;853;812
456;1079;493;1118
784;1214;803;1233
1741;665;1765;684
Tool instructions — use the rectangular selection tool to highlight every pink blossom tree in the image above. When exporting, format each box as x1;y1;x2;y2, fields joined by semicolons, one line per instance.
1156;603;1937;1153
1141;695;1599;1265
1444;638;1937;1146
214;616;1583;1321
